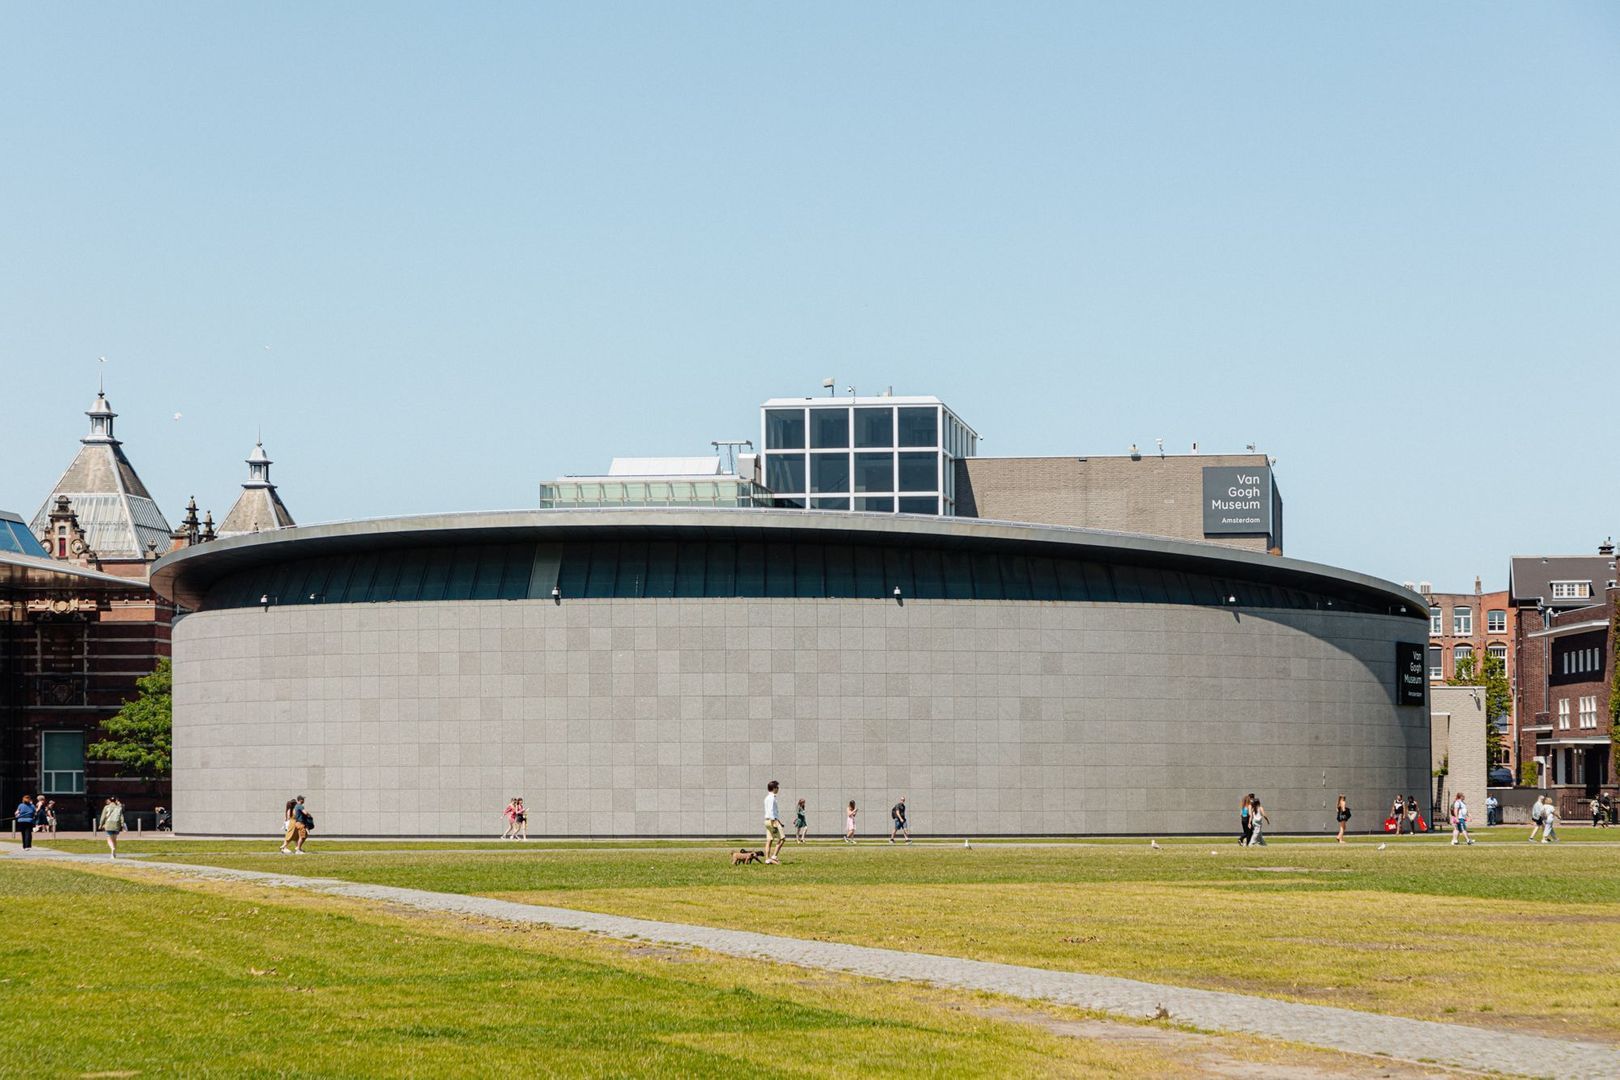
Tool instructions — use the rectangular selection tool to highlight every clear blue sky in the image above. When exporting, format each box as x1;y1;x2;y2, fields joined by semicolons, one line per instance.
3;5;1615;590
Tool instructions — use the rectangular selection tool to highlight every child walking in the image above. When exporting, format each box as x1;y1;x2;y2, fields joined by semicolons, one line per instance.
794;799;808;843
844;801;858;843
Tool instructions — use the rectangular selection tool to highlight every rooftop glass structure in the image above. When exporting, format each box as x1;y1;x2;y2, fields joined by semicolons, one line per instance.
0;511;49;557
538;477;771;509
760;395;978;516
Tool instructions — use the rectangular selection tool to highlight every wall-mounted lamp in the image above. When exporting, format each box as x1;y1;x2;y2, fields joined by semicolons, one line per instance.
1225;595;1237;605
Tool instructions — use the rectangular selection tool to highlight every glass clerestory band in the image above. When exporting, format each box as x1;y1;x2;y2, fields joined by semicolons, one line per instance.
198;538;1391;614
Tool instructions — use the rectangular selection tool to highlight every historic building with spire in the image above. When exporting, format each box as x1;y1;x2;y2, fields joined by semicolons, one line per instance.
30;390;175;572
218;441;295;537
5;391;186;826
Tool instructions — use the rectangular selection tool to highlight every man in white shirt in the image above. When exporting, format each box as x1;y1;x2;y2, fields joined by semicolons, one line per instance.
763;780;784;864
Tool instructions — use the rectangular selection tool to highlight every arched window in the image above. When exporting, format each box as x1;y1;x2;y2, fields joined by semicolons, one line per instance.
1453;644;1474;671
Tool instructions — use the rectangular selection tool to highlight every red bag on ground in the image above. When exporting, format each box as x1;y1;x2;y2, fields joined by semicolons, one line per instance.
1416;816;1427;832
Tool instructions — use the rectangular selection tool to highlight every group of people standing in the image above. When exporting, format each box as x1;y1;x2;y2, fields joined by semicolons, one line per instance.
10;795;56;849
500;797;529;840
761;784;911;862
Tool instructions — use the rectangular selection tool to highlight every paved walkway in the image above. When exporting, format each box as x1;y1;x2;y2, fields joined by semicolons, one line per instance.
7;845;1615;1078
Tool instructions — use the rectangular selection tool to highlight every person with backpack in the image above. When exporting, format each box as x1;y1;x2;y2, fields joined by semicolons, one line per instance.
98;798;126;859
889;796;910;843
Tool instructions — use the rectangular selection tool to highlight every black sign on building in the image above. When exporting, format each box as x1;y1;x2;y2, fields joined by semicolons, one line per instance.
1395;642;1427;706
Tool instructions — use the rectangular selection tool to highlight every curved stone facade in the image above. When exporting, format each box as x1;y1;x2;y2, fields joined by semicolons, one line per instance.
173;592;1428;837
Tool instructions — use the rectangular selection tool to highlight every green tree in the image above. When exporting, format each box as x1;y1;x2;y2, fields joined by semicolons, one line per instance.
1449;652;1509;763
90;659;172;778
1610;607;1620;751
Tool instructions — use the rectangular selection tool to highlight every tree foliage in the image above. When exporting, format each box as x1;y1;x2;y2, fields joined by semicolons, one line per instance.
1610;606;1620;750
89;659;172;779
1448;652;1509;762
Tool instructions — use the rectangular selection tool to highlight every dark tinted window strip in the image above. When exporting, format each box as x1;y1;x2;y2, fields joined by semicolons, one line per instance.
197;539;1397;615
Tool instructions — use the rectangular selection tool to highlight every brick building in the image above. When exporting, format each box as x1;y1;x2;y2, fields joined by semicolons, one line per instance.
1408;579;1514;768
1510;544;1619;815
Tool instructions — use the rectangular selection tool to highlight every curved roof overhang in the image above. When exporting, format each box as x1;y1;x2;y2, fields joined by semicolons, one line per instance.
150;508;1428;617
0;550;149;595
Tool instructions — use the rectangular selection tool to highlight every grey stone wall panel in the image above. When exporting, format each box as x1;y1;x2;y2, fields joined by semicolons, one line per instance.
173;597;1428;837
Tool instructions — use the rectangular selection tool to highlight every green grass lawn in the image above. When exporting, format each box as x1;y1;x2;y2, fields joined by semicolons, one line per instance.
82;834;1620;1040
0;860;1400;1078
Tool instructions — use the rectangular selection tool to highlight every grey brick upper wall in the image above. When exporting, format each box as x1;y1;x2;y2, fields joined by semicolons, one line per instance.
957;454;1276;553
172;596;1427;838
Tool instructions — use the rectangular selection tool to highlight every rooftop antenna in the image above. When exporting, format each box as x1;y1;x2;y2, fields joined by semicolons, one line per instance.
822;377;835;397
98;355;107;393
1155;437;1164;458
1245;443;1256;452
845;385;856;399
711;439;754;474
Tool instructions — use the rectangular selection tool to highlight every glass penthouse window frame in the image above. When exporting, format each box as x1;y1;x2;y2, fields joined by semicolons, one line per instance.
763;401;950;515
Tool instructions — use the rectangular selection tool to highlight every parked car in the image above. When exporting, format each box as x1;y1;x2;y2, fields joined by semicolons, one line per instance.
1488;765;1514;787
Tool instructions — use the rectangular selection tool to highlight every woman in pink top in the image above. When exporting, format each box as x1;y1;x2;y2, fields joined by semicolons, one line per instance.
501;798;518;839
844;801;858;844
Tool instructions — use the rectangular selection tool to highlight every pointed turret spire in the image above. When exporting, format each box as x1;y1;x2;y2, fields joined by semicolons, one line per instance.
245;441;273;488
84;391;118;444
31;385;172;565
218;437;295;538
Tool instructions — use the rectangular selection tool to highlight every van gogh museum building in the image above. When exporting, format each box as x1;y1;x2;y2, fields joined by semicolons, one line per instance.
150;394;1431;836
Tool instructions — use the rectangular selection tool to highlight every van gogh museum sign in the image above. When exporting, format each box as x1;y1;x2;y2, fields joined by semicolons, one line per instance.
1202;466;1273;536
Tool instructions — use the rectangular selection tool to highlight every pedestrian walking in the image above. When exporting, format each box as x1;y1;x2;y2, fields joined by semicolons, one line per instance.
1404;796;1421;834
1541;797;1559;843
514;797;528;840
1528;795;1546;842
1239;794;1253;845
501;798;518;839
13;795;36;850
37;799;57;838
1335;794;1351;843
98;798;125;859
762;780;784;864
281;795;312;854
889;796;910;843
1247;794;1269;846
1450;792;1475;845
793;799;808;844
844;801;858;844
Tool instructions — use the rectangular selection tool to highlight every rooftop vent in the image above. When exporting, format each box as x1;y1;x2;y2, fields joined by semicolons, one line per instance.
1600;537;1615;556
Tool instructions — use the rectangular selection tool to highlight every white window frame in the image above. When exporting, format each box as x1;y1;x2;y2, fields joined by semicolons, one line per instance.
1453;606;1472;635
1550;581;1590;600
1579;695;1598;730
1557;699;1570;730
1429;606;1442;635
1486;609;1506;634
40;729;86;795
1487;642;1507;663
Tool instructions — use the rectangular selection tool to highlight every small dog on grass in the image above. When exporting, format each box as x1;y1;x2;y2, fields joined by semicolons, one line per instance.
731;849;766;865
